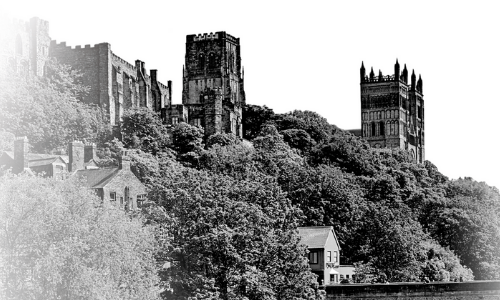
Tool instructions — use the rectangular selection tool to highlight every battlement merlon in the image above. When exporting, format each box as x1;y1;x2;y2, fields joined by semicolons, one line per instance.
187;32;239;44
50;40;111;51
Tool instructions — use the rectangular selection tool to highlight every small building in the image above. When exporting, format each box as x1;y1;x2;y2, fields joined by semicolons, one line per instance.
1;136;146;210
73;150;147;210
338;265;356;282
298;226;341;285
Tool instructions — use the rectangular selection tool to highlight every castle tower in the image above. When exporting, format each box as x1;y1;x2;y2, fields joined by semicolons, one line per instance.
181;32;245;137
360;60;425;163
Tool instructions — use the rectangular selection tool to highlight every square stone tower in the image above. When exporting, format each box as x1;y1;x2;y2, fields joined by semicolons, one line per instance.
360;60;425;163
181;32;245;137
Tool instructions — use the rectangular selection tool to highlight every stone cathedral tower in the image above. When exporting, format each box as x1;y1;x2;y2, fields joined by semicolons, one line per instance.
360;60;425;163
180;32;245;137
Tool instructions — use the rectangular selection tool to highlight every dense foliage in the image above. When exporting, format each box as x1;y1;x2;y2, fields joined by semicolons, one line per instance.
2;60;499;299
0;174;161;300
0;59;111;153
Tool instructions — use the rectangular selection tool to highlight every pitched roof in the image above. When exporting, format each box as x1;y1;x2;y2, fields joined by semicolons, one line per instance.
29;156;65;167
74;168;120;188
297;226;336;249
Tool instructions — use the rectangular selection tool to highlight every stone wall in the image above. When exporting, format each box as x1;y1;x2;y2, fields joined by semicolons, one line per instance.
325;281;500;300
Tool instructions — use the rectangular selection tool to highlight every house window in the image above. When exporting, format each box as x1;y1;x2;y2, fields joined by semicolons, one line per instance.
309;252;318;264
110;192;116;201
137;194;146;208
193;118;201;127
333;251;338;263
327;251;331;262
172;117;178;125
346;275;349;279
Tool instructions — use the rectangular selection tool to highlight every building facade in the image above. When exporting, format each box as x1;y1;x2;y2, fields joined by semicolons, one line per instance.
359;60;425;163
298;226;342;285
164;32;245;137
2;17;172;127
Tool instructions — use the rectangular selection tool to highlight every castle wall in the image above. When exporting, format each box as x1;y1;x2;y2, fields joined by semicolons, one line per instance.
49;40;171;126
0;17;50;77
325;281;500;299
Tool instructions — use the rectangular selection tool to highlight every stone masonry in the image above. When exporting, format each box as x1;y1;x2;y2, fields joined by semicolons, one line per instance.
359;60;425;163
163;32;246;137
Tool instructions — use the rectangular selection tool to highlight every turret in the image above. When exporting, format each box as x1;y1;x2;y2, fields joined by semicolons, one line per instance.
402;64;408;84
378;69;383;82
360;62;366;82
417;75;423;93
411;69;416;91
394;59;400;81
369;67;375;81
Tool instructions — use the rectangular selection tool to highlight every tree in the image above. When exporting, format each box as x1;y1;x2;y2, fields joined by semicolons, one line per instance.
0;174;161;300
148;162;324;300
170;122;204;167
121;107;169;155
242;104;275;140
0;59;111;153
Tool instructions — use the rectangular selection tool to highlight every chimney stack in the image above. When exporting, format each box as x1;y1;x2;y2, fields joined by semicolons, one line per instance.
119;149;131;170
84;143;96;163
14;136;29;173
68;141;84;172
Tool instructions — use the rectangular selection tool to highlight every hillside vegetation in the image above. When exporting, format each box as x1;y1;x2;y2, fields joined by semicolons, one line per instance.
1;62;499;300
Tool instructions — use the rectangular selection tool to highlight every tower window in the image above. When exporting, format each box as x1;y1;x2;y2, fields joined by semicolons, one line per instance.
198;54;205;69
208;53;216;69
379;121;385;136
371;122;376;136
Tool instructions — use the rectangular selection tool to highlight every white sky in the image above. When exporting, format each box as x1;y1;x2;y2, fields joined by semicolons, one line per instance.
4;0;500;189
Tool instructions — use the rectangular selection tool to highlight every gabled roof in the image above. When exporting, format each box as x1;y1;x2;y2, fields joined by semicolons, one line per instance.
297;226;341;250
29;156;66;167
74;168;120;188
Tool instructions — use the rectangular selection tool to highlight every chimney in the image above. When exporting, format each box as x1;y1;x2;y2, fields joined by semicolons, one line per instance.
68;141;84;172
84;143;96;163
14;136;29;173
119;149;131;170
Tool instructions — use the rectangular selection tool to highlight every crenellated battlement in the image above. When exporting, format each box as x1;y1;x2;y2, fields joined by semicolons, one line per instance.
193;32;219;41
50;40;108;51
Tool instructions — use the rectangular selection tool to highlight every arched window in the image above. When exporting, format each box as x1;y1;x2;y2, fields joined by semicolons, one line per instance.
379;121;385;136
208;53;216;69
370;112;373;120
386;110;390;119
15;35;22;55
198;54;205;70
371;122;376;136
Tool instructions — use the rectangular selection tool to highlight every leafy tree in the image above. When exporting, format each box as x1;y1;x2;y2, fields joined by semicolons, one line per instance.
148;161;323;300
0;174;161;300
205;132;239;148
242;104;275;140
170;122;204;167
275;110;334;144
427;179;500;280
121;107;169;155
0;59;111;153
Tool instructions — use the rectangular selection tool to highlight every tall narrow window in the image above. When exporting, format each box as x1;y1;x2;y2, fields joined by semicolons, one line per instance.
371;122;376;137
380;121;385;136
327;251;332;262
208;53;216;69
198;54;205;70
333;251;338;263
309;252;318;264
